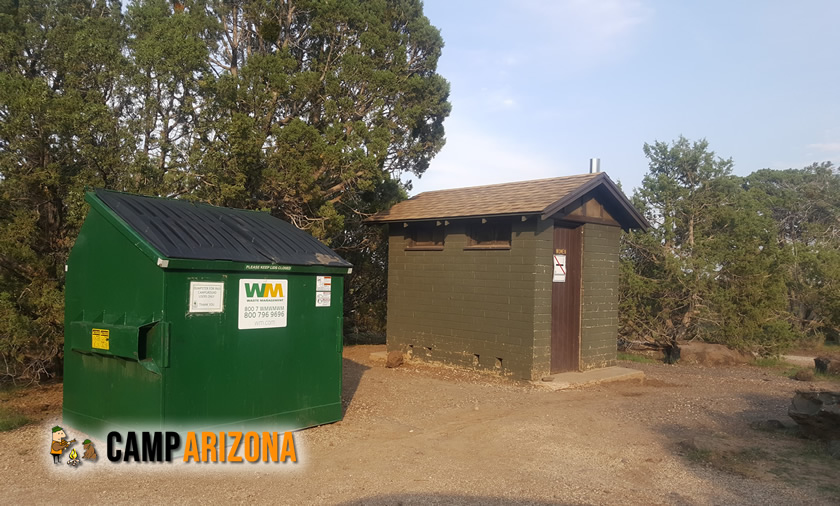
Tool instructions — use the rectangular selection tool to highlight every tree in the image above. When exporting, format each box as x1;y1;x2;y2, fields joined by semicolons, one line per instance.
621;137;798;353
701;180;793;352
122;0;217;195
745;163;840;343
0;0;129;381
191;0;449;231
0;0;450;382
189;0;450;333
639;136;733;251
622;137;736;344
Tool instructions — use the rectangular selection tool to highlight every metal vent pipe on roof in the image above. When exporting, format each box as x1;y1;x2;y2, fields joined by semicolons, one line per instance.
589;158;601;174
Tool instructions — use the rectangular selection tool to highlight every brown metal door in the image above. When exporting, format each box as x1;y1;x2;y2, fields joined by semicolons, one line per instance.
551;223;582;373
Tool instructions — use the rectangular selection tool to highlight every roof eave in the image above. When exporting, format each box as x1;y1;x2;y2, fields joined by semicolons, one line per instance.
363;210;544;225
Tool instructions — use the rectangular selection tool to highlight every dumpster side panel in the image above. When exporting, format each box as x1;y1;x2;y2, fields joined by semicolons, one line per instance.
63;208;165;435
163;271;343;430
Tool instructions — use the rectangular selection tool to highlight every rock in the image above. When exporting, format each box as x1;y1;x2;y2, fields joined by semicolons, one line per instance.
788;390;840;440
663;343;680;364
814;356;840;375
750;419;787;431
385;351;404;368
794;368;815;381
675;341;753;366
829;440;840;460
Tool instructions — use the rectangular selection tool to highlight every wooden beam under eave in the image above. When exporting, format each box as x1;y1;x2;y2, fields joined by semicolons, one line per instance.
555;213;621;227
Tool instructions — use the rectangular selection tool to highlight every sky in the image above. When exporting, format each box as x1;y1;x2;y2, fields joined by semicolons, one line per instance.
407;0;840;196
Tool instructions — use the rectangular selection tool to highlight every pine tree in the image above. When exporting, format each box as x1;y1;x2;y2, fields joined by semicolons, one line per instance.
0;0;450;381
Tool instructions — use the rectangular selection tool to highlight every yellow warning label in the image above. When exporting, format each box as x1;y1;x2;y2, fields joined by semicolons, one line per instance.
92;328;110;350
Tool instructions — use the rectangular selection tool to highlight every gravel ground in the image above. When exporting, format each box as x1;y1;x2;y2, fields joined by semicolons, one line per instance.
3;345;839;505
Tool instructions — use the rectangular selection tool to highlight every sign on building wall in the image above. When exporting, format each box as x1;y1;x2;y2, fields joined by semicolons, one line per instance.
553;254;567;283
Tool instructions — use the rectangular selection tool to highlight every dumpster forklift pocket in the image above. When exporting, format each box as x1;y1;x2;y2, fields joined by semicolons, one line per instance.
68;320;170;374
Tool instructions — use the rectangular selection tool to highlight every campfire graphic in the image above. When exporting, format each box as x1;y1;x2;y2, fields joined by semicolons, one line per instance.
67;448;81;467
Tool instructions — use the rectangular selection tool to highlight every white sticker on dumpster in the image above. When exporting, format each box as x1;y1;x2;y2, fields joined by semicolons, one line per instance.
315;291;331;307
238;279;288;329
316;276;332;291
189;281;224;313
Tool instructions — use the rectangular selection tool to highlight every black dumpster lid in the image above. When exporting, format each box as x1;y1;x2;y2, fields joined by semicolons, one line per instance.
94;189;351;267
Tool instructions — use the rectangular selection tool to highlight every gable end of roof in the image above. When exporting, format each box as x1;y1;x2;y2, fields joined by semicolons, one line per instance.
541;174;649;231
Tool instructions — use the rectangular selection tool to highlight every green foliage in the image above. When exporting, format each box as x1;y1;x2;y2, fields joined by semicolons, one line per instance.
616;352;658;364
0;0;128;381
621;136;840;354
0;404;30;431
0;0;449;382
0;385;31;430
753;357;785;368
745;163;840;343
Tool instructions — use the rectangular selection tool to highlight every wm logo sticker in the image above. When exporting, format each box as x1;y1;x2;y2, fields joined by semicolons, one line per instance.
244;283;284;298
239;279;288;330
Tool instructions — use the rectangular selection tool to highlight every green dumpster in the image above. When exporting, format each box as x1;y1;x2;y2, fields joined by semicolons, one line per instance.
63;190;351;436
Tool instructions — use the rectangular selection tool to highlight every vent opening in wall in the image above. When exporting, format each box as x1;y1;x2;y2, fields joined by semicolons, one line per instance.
465;221;511;250
405;223;444;250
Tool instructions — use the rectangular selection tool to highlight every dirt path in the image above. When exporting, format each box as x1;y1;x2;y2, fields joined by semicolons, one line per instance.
3;345;839;504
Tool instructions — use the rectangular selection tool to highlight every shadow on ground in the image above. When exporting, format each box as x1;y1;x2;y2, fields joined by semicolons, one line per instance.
654;390;840;500
655;390;794;439
341;357;370;415
339;494;567;505
344;332;386;346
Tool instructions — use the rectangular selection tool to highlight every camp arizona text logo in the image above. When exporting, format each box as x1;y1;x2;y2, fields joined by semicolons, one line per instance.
107;431;297;463
243;282;285;298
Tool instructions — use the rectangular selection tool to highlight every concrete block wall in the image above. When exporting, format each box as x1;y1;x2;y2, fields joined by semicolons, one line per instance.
386;218;541;380
530;218;554;379
580;223;621;369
